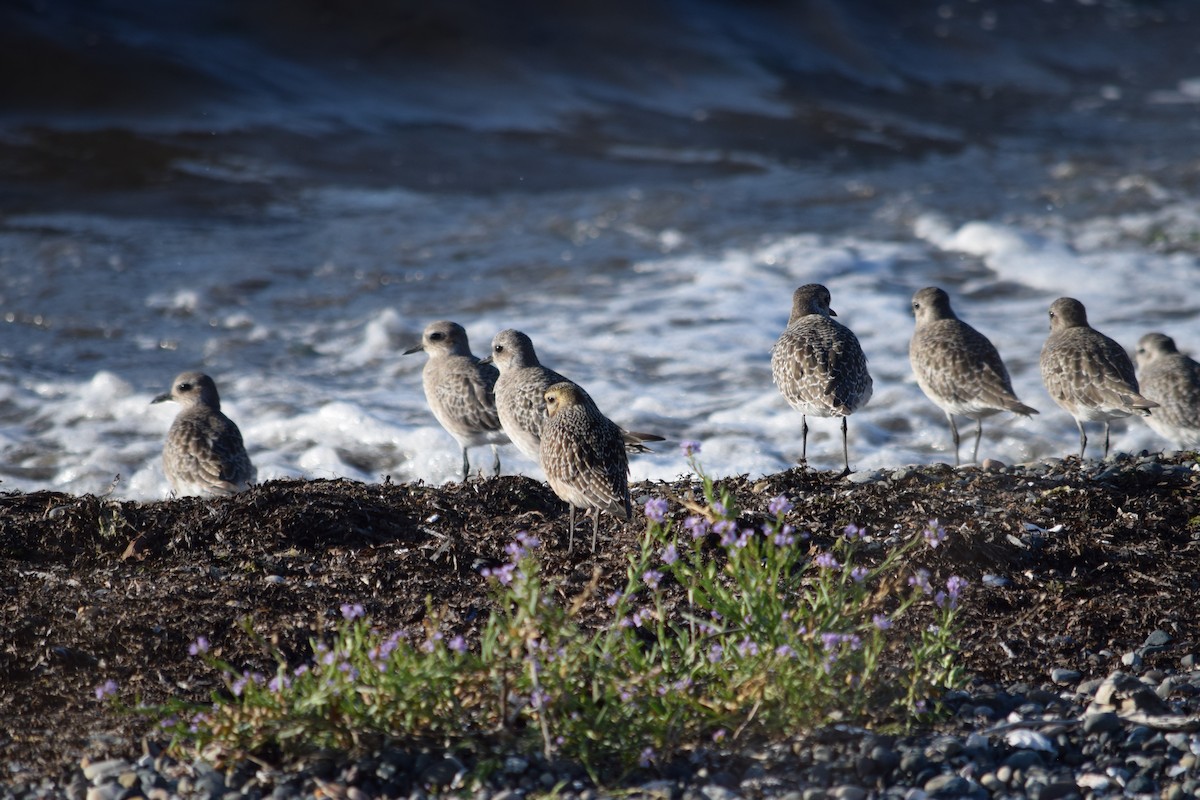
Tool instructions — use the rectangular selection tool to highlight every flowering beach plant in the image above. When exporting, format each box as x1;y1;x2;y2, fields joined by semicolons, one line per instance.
145;442;968;780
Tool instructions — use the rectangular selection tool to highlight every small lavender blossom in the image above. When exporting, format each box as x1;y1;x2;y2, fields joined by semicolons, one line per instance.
530;687;550;709
639;747;656;768
606;591;623;607
660;542;679;566
683;515;710;539
293;664;310;678
775;644;796;658
923;519;948;549
680;440;701;457
448;635;468;654
908;568;933;594
94;679;118;701
642;569;664;590
945;575;968;606
711;500;728;518
736;637;760;657
707;644;724;663
813;552;840;570
340;603;365;621
188;636;209;657
231;673;249;697
850;566;870;583
872;613;892;630
774;524;796;547
713;729;728;744
481;562;516;585
644;497;669;524
768;495;793;516
843;523;867;540
268;674;291;693
631;607;655;628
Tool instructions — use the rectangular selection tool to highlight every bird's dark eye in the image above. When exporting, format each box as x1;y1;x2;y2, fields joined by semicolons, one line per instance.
430;332;444;341
494;344;504;354
178;382;192;392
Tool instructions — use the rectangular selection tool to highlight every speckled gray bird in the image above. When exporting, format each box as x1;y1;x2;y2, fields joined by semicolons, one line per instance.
909;286;1038;466
404;320;508;481
771;283;873;473
1135;332;1200;449
152;371;256;497
484;328;661;466
540;381;631;553
1039;297;1158;460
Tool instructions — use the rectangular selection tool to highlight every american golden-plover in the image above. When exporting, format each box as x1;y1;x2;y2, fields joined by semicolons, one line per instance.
1135;332;1200;449
404;320;508;481
771;283;873;473
484;328;661;464
1039;297;1157;459
152;371;256;496
539;381;631;553
909;286;1037;465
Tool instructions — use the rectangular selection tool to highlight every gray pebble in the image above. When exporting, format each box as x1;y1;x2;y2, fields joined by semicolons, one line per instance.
845;469;884;485
1050;668;1082;685
923;773;969;796
1082;712;1121;734
700;785;742;800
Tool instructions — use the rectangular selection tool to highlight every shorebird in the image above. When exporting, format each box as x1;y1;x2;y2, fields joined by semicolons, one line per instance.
539;381;631;553
483;328;661;464
152;371;256;497
909;286;1038;465
1135;332;1200;449
771;283;873;473
404;320;508;481
1039;297;1157;459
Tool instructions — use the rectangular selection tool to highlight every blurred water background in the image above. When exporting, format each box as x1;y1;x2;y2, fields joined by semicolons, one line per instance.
1;0;1198;499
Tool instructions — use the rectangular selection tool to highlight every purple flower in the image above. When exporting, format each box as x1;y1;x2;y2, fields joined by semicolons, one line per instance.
843;523;867;540
340;603;365;621
768;495;793;516
606;591;623;607
872;613;892;630
736;637;760;657
908;568;933;594
644;498;669;524
448;635;468;654
707;644;724;663
505;531;541;561
712;729;728;744
188;636;209;657
684;515;710;539
775;644;796;658
680;440;702;457
639;747;656;768
711;501;729;519
94;679;118;701
660;542;679;566
642;569;664;590
481;562;516;585
268;674;290;693
231;673;249;697
850;566;870;583
923;520;948;549
631;607;655;627
813;552;840;571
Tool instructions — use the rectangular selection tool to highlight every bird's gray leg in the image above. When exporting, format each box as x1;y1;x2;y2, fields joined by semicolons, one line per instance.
591;511;599;554
1103;421;1111;459
1076;420;1088;461
491;444;501;477
946;412;961;467
971;418;983;466
461;447;470;482
800;416;809;465
840;416;850;475
567;505;576;554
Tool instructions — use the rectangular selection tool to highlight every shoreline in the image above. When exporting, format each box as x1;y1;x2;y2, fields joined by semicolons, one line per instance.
2;451;1198;797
